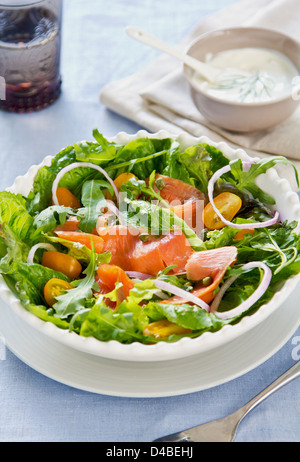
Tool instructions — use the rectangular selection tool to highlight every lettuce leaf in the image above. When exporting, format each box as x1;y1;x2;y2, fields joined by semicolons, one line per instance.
26;145;77;214
0;191;35;242
177;143;230;194
79;303;152;344
143;302;228;333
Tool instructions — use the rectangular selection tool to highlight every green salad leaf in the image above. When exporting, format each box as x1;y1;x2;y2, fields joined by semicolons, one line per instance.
229;157;299;204
143;302;228;332
77;179;113;233
0;191;35;241
52;245;99;319
33;205;75;234
121;198;203;249
176;143;230;194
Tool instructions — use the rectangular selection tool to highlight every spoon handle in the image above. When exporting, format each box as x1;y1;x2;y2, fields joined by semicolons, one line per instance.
125;26;215;81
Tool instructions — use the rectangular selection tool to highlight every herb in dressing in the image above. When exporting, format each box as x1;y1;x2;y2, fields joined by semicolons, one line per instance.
192;47;299;103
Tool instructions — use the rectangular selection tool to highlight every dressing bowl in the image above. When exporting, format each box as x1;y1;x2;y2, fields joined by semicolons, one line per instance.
183;27;300;132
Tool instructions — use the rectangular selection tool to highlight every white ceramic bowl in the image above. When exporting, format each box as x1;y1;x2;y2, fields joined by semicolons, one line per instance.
1;129;300;362
183;27;300;132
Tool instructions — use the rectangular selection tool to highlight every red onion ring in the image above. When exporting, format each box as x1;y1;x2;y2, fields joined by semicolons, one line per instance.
207;163;280;229
27;243;57;264
152;279;210;312
126;271;210;311
52;162;120;206
126;271;152;280
210;261;272;320
105;200;126;226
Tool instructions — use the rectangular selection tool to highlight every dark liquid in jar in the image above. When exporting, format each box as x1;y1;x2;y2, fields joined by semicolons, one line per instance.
0;7;61;112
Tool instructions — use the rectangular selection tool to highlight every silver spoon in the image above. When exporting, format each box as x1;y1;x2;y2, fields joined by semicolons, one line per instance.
154;361;300;442
125;26;225;83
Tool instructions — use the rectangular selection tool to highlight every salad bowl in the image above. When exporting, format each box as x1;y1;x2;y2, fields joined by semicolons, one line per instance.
0;129;300;362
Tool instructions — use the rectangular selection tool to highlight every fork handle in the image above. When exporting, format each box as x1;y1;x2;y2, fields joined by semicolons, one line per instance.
233;361;300;423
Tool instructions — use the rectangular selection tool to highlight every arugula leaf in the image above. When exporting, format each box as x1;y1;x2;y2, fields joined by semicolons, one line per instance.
74;129;118;164
229;157;299;204
33;205;75;234
106;137;174;180
53;244;99;319
77;179;113;233
120;174;169;207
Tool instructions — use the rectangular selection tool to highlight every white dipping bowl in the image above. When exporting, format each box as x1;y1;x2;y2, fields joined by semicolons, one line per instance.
184;27;300;133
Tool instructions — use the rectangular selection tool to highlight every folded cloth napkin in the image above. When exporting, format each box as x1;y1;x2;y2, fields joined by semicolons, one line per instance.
100;0;300;189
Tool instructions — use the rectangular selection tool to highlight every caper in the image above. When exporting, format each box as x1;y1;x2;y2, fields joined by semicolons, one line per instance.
155;178;166;191
139;233;150;242
202;276;212;287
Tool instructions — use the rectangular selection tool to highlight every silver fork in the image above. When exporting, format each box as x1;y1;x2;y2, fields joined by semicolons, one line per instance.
154;361;300;442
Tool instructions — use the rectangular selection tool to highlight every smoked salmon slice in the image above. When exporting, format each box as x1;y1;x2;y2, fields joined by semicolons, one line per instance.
161;246;238;305
153;174;206;235
95;264;135;309
97;225;194;276
153;174;206;205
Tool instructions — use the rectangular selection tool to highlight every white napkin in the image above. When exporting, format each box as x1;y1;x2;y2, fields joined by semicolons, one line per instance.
100;0;300;189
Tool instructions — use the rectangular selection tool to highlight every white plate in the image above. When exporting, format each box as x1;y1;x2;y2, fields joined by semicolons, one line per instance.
1;129;300;362
0;271;299;398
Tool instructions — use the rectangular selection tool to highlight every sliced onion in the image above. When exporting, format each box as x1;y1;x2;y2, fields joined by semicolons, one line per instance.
207;163;280;229
52;162;120;206
210;261;272;320
126;271;210;310
27;243;57;264
153;279;210;312
126;271;152;280
105;200;126;225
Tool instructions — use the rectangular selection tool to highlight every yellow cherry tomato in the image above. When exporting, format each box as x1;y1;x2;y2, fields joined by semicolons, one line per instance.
56;187;81;209
106;173;137;200
44;278;74;307
42;251;82;280
143;320;192;339
114;172;137;191
234;228;255;241
203;192;242;230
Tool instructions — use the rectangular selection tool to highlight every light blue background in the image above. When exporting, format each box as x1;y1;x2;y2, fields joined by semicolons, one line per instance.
0;0;299;442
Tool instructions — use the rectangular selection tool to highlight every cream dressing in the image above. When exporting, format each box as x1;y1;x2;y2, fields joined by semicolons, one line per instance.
192;47;299;103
